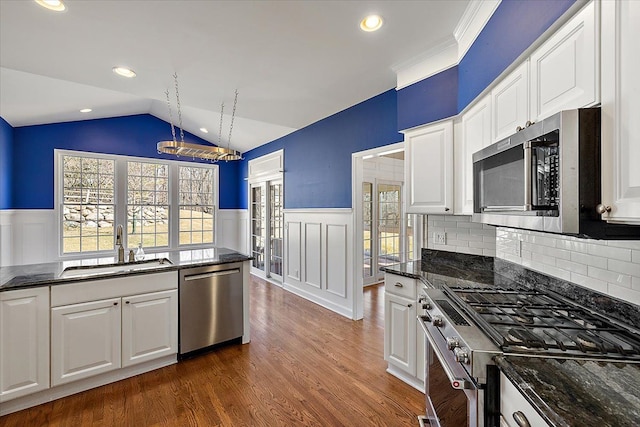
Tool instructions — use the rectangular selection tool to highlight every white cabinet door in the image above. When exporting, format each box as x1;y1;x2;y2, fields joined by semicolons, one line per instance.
0;287;49;402
121;289;178;367
500;372;547;427
405;120;454;214
457;96;492;214
384;293;416;376
601;0;640;224
492;61;530;142
530;1;598;121
51;298;121;386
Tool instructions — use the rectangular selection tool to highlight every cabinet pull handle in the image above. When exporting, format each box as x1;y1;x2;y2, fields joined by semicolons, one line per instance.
513;411;531;427
395;283;403;288
125;301;130;304
113;302;118;306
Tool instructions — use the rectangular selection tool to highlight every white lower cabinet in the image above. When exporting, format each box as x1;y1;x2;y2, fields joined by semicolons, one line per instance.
0;287;50;402
121;289;178;367
383;273;424;389
49;272;178;387
500;372;547;427
51;298;122;386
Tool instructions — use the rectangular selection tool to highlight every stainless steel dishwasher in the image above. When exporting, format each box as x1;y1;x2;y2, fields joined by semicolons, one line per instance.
179;262;243;357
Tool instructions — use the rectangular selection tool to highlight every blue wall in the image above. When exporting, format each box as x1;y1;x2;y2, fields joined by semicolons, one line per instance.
10;115;241;209
0;117;13;209
457;0;575;111
397;0;576;128
240;89;401;210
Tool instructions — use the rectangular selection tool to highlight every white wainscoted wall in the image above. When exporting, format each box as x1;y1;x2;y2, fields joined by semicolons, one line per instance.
422;214;496;256
496;228;640;306
0;209;248;267
283;209;354;319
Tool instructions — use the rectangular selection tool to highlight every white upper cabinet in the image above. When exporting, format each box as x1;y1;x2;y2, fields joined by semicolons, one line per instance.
456;95;492;215
530;0;598;121
492;61;530;142
404;120;454;214
0;287;50;402
600;0;640;224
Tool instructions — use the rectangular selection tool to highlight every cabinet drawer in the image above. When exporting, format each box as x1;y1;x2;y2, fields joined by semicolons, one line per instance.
500;372;547;427
384;273;416;299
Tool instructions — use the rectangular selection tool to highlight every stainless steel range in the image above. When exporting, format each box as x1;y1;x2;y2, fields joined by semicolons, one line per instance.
417;283;640;427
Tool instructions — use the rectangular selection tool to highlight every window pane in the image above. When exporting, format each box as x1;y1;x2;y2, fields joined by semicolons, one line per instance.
62;155;115;254
178;165;215;246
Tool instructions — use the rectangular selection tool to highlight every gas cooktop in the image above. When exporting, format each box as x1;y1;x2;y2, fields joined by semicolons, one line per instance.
444;285;640;362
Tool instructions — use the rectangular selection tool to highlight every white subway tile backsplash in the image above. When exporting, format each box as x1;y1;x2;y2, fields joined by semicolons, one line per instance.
608;259;640;277
495;227;640;307
556;259;588;276
570;251;608;269
587;265;632;288
586;243;632;262
570;272;608;293
424;215;496;257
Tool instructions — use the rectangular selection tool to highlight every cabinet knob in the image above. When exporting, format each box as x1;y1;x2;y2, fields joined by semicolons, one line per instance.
525;120;534;127
444;207;450;212
516;125;523;132
595;204;611;214
512;411;531;427
125;301;130;304
113;302;118;306
407;303;413;308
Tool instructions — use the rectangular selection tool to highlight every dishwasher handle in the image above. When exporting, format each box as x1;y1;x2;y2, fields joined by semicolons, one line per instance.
184;268;240;281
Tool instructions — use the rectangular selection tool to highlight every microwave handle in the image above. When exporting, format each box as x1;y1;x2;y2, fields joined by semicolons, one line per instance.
523;142;533;210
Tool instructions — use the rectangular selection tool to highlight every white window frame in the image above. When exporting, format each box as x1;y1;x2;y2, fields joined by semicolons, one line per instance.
54;149;219;259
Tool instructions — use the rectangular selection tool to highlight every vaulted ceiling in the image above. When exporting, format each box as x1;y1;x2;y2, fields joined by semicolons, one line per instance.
0;0;470;153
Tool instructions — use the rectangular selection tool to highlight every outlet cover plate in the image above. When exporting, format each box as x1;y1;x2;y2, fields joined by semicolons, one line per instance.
433;232;446;245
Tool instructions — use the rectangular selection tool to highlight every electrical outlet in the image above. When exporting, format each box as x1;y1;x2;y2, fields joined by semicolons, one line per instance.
433;232;446;245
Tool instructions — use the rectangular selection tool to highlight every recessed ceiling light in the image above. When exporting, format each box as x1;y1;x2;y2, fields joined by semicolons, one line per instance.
112;66;137;78
200;128;209;133
360;14;383;32
35;0;66;12
80;108;92;113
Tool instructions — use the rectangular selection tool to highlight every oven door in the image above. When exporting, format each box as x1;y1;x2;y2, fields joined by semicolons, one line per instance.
419;315;480;427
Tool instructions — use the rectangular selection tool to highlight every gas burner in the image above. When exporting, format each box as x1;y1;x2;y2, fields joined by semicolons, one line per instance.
511;308;535;325
507;328;546;349
575;332;604;351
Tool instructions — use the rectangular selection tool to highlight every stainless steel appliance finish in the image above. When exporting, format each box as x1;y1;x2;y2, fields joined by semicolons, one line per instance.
418;287;501;427
179;262;244;356
471;107;633;238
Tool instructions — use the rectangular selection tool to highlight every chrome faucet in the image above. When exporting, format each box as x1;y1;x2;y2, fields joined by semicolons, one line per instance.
115;224;125;264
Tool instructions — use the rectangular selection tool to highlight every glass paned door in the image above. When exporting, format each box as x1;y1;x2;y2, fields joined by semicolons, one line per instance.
250;180;283;281
251;184;265;271
378;183;402;268
363;182;375;285
269;181;283;280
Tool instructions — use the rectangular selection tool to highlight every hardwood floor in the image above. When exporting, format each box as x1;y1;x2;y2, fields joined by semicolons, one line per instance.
0;276;425;426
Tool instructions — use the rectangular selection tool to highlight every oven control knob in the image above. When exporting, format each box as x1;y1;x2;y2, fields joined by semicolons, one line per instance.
432;316;444;327
454;347;470;364
446;337;459;350
422;302;431;310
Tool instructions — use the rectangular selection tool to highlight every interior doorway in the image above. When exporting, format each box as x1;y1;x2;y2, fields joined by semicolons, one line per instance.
250;179;283;282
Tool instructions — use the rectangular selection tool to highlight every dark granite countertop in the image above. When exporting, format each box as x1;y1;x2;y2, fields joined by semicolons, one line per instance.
495;355;640;427
382;249;640;426
0;247;252;291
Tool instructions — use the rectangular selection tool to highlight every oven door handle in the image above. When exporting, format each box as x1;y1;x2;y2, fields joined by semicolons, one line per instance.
418;316;474;390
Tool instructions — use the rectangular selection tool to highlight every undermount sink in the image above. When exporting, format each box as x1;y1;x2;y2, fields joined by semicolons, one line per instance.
60;258;173;278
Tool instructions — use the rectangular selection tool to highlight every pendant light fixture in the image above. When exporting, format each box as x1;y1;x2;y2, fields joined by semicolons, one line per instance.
157;73;242;162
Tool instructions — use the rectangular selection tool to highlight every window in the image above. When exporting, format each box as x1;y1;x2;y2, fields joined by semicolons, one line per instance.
61;155;115;254
57;150;218;256
179;165;215;245
127;161;169;248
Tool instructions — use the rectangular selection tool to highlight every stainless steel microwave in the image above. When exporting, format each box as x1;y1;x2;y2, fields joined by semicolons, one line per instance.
472;107;640;239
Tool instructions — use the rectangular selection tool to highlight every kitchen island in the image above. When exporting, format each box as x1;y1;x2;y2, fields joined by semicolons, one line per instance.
0;247;251;416
382;249;640;427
